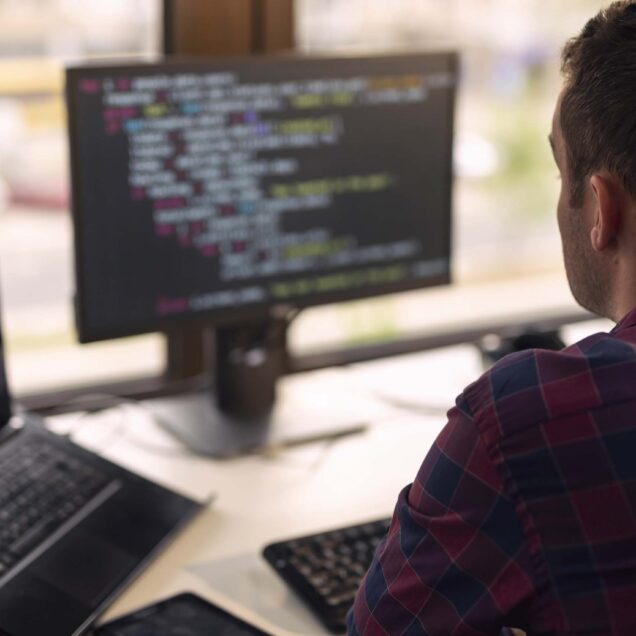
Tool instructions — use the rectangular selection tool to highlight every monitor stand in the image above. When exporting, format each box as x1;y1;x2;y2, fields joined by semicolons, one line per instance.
148;313;367;457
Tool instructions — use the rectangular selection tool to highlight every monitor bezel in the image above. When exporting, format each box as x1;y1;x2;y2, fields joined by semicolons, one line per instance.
66;51;457;344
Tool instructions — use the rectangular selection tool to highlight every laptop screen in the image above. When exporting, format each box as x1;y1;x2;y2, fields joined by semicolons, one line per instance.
0;313;13;426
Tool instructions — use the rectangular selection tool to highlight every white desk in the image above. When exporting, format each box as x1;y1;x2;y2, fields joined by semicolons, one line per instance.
43;343;515;633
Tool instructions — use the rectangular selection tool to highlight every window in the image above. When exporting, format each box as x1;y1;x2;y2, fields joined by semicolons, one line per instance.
289;0;609;355
0;0;162;395
0;1;610;398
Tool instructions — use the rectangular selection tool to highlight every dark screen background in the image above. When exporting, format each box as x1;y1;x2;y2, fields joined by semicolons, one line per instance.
94;594;269;636
0;319;12;424
68;53;456;341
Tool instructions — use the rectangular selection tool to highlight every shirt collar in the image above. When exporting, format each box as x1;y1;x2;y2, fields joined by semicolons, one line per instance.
611;306;636;333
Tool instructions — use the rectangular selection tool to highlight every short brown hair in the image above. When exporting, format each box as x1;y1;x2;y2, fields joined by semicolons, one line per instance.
560;1;636;207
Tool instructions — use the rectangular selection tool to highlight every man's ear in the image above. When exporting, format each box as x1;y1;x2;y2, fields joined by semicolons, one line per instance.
589;173;621;251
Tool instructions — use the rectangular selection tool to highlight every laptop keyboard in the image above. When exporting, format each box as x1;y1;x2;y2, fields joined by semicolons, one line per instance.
263;517;391;633
0;435;111;577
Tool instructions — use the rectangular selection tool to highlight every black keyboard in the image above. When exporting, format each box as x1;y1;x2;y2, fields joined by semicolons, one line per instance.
263;517;391;633
0;435;111;578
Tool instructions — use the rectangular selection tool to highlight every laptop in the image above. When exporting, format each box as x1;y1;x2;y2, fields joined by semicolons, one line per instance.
0;319;202;635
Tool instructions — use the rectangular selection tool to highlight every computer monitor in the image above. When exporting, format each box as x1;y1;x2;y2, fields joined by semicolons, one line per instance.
66;52;457;454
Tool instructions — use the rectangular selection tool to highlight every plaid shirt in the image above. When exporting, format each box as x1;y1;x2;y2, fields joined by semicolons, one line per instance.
348;307;636;635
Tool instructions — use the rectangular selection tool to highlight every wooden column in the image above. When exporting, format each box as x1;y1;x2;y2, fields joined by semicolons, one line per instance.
251;0;295;53
163;0;294;56
161;0;295;379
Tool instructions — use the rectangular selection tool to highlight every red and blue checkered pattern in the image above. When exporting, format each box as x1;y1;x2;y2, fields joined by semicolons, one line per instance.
348;309;636;635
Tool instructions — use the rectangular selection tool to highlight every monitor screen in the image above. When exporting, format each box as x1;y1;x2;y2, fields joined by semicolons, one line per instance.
67;52;457;343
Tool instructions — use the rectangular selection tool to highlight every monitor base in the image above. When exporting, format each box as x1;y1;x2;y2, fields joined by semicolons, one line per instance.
146;386;368;458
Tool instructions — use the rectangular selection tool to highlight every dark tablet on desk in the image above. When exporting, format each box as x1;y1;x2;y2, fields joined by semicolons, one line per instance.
93;592;272;636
